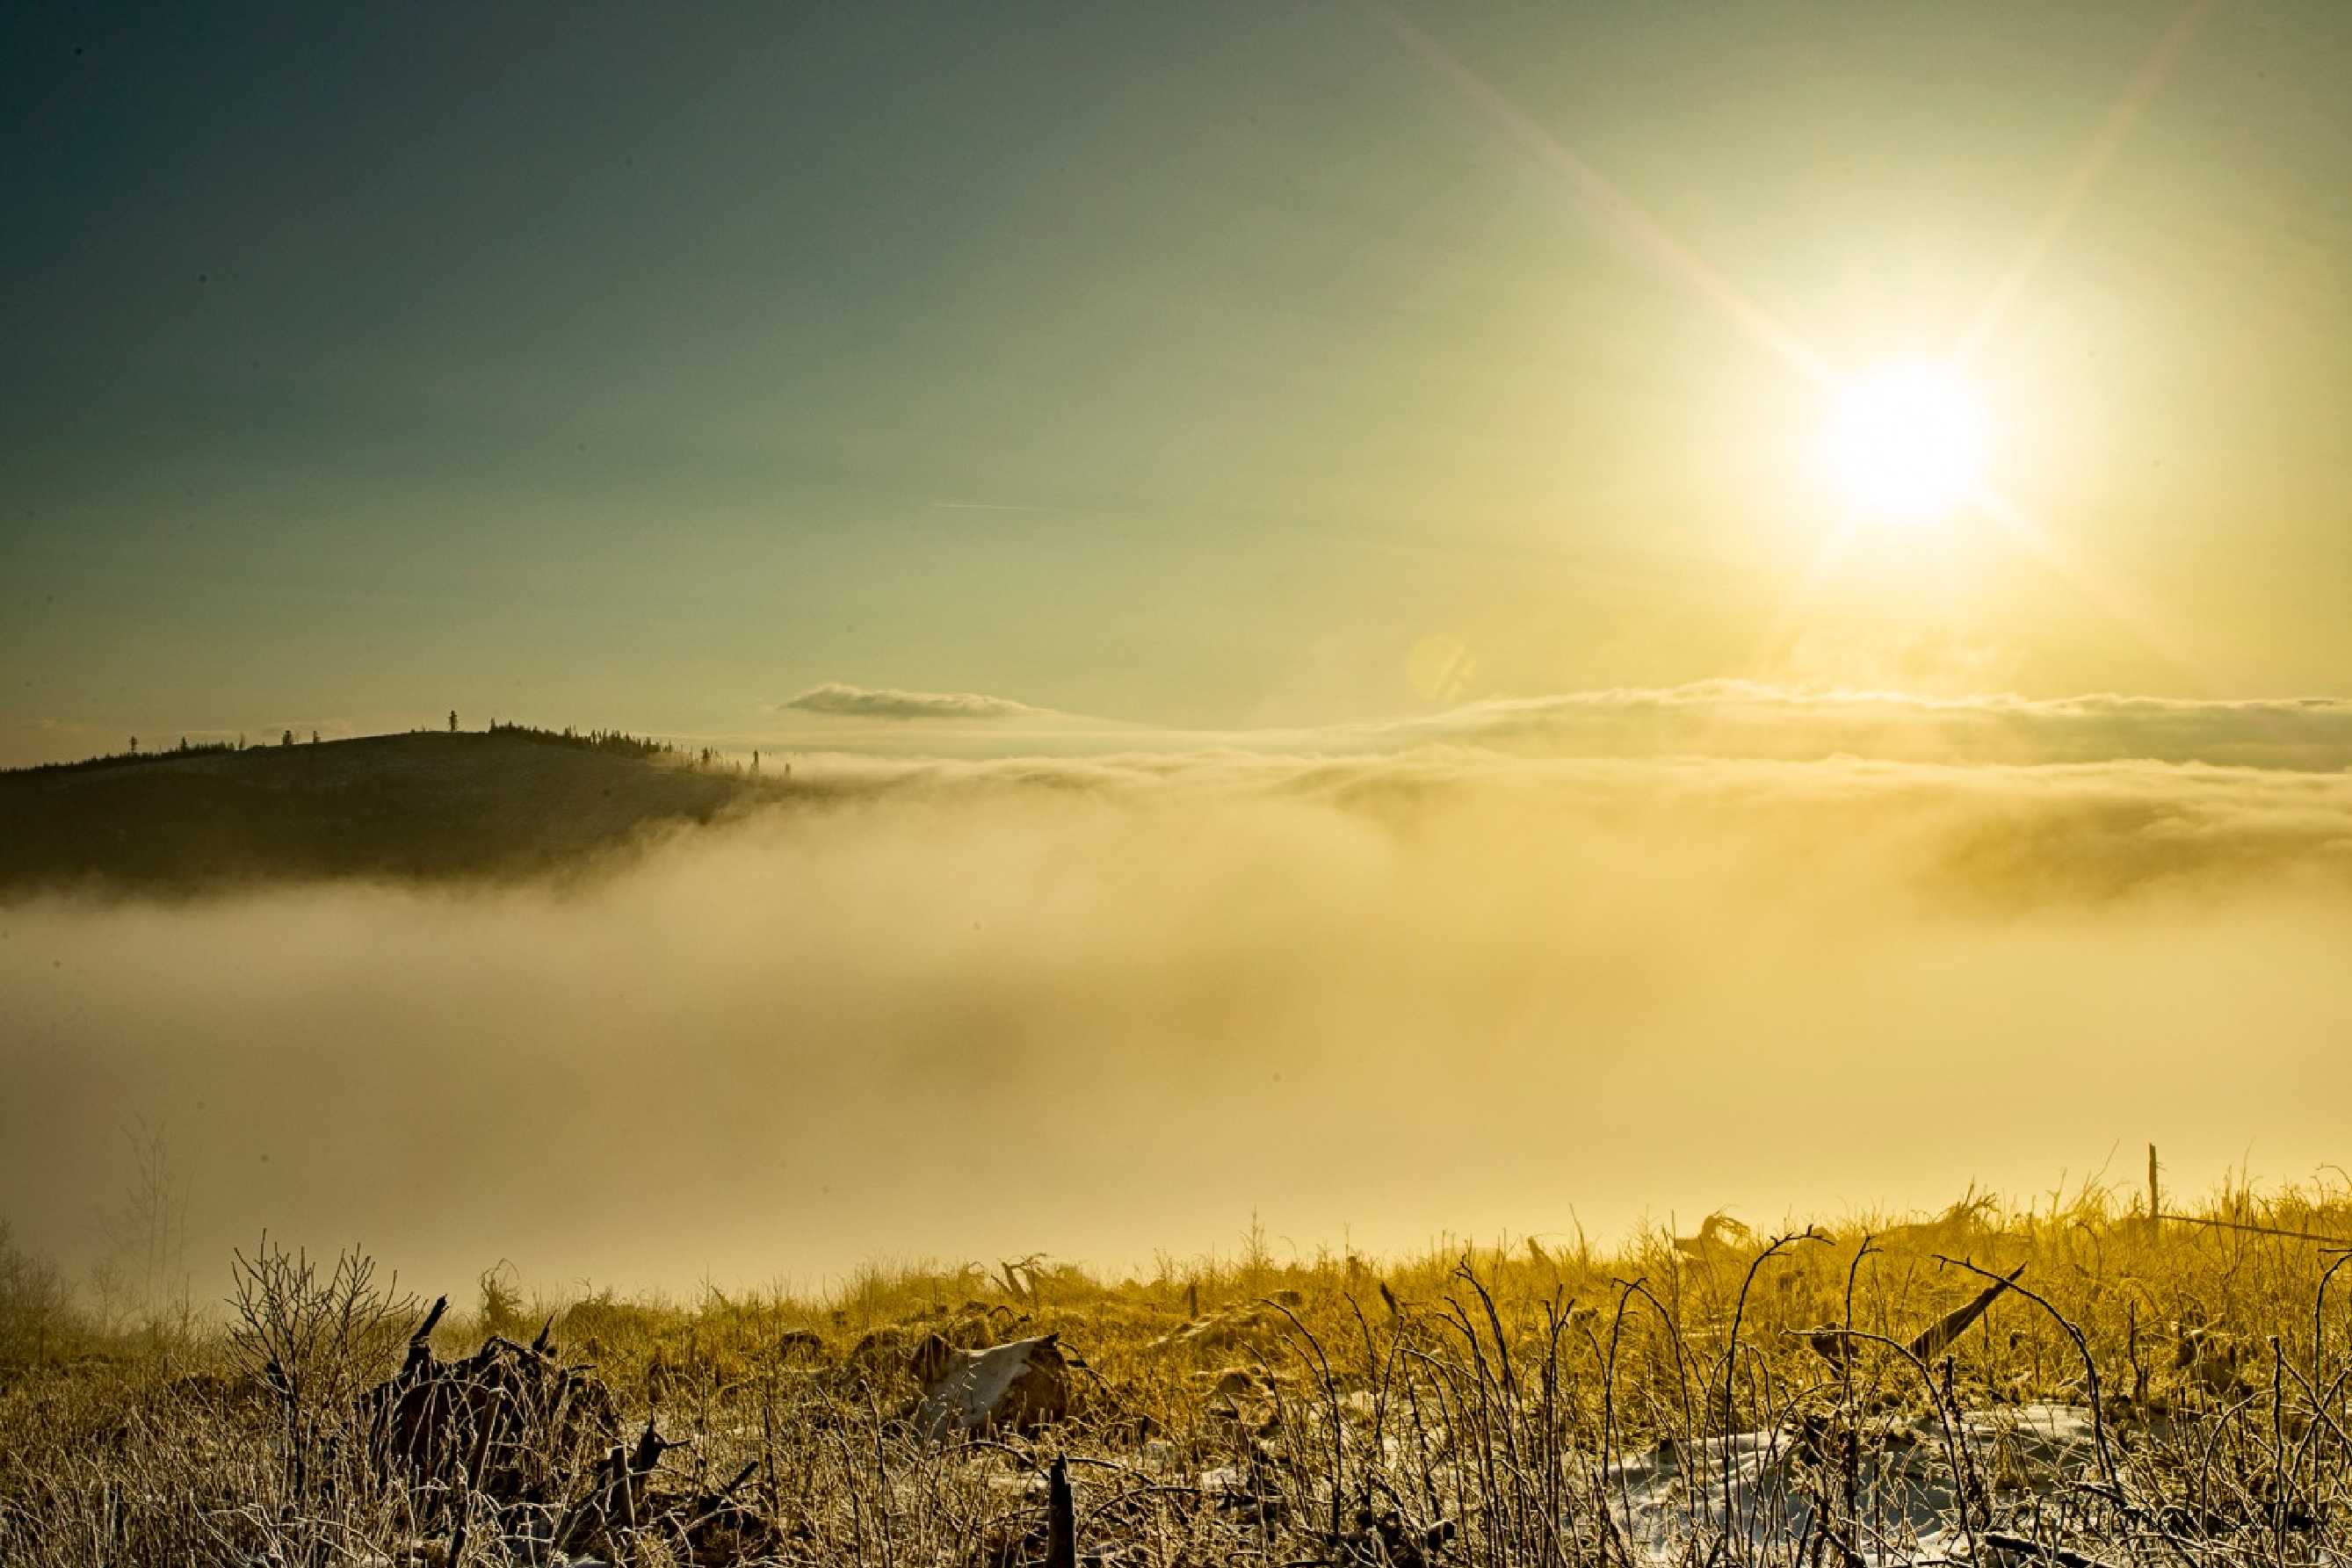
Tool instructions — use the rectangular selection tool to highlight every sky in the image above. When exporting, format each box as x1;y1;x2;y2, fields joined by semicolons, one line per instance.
11;4;2352;1290
8;1;2352;767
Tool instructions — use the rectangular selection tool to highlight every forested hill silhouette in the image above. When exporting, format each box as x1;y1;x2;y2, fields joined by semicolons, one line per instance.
0;725;772;891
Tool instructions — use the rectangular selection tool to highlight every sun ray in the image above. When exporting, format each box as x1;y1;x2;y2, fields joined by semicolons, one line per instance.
1970;486;2222;690
1748;520;1864;672
1371;5;1834;391
1956;0;2213;367
1377;4;2217;691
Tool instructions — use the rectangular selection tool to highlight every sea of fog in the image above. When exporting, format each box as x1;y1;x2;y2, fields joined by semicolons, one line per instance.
5;748;2352;1303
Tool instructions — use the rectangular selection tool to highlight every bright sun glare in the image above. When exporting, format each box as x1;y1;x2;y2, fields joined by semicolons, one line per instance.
1821;361;1988;524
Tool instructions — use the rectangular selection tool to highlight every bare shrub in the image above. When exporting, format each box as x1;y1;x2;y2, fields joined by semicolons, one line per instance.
227;1237;418;1499
0;1220;82;1377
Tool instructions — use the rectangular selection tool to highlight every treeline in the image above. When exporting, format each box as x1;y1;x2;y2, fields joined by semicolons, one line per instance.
4;735;245;778
4;720;766;780
486;720;677;761
488;722;771;776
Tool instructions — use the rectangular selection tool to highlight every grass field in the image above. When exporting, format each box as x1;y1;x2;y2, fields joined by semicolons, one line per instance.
5;1178;2351;1565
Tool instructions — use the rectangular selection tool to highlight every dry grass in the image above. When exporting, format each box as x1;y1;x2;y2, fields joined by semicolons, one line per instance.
5;1180;2352;1564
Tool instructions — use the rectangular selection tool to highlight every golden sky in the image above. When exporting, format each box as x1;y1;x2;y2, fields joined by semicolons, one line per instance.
5;2;2351;763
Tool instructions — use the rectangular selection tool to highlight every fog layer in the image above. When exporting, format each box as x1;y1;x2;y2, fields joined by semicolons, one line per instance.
6;749;2351;1297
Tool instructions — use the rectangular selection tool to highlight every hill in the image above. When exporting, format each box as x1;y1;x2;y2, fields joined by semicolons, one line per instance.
0;728;764;892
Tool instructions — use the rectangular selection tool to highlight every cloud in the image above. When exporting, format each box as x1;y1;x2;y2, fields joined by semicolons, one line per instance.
778;747;2352;904
1362;683;2352;770
18;683;2352;1295
774;683;1051;722
751;679;2352;771
9;741;2352;1297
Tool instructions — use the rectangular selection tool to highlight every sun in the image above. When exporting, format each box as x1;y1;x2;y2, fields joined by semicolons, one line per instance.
1820;361;1987;524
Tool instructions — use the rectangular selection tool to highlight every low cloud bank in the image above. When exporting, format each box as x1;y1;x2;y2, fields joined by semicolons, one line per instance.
783;748;2352;903
1368;683;2352;770
757;679;2352;771
4;748;2350;1299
